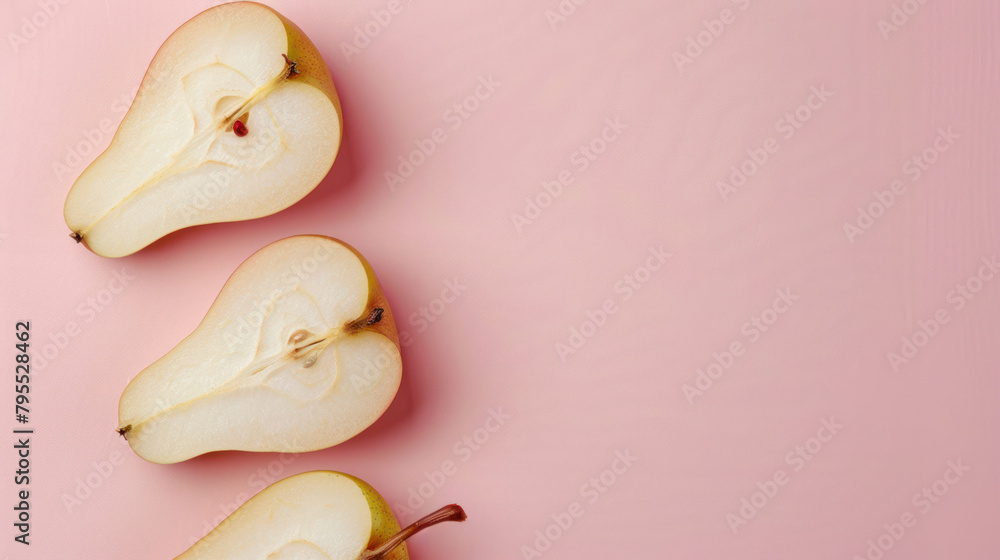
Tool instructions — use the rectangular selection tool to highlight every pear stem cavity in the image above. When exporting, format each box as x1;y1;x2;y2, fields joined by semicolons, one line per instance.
346;307;384;335
359;504;467;560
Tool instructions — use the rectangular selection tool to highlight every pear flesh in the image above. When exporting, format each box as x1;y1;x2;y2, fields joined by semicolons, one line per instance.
118;236;401;463
64;2;343;257
176;472;394;560
176;471;466;560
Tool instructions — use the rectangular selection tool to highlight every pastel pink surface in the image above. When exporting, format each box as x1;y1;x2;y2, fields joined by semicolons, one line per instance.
2;1;999;558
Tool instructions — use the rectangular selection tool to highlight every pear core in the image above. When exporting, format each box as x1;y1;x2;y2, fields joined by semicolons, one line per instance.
118;236;400;463
64;2;342;257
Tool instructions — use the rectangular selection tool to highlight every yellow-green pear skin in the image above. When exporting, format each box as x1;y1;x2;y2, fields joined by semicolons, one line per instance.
344;473;409;560
174;471;407;559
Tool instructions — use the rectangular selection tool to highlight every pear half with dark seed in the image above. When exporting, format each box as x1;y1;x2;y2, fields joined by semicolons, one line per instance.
64;2;343;257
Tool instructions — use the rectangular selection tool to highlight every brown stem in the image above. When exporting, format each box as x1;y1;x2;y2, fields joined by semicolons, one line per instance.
365;308;384;326
346;307;384;334
359;504;466;560
281;53;299;75
70;231;83;243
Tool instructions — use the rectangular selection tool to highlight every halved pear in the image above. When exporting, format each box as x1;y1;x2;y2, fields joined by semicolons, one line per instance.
118;236;400;464
175;471;466;560
64;2;343;258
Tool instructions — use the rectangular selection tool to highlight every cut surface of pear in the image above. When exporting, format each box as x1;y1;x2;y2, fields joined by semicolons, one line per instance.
175;471;466;560
118;236;400;463
64;2;343;257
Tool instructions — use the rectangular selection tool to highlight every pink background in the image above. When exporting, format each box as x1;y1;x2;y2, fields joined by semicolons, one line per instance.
2;0;1000;558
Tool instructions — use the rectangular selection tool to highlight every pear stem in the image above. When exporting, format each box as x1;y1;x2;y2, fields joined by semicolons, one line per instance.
366;308;384;326
359;504;466;560
346;307;384;334
281;53;299;75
